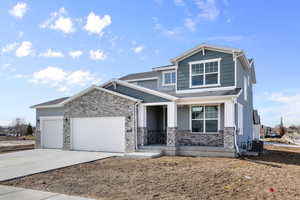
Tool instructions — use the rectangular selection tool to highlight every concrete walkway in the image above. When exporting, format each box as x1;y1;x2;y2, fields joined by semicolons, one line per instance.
0;149;122;181
0;185;94;200
264;142;300;148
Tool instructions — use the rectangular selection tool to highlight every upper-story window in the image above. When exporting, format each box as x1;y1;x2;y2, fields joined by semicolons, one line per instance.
189;58;221;88
162;70;176;86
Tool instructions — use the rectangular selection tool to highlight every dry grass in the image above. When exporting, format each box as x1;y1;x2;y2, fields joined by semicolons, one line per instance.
2;146;300;200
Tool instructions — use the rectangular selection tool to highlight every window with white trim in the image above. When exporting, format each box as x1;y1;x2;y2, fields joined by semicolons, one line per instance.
244;75;247;101
162;71;176;86
190;59;220;87
191;105;219;133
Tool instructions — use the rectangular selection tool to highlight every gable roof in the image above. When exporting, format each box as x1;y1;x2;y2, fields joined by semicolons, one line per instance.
30;97;69;108
101;79;178;101
170;43;243;64
30;86;142;109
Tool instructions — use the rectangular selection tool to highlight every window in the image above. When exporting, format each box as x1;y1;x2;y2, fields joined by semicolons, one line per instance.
244;76;247;101
162;71;176;86
190;58;220;87
191;105;219;133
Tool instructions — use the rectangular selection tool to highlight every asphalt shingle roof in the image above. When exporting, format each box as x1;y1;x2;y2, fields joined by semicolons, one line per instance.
31;97;69;107
119;71;159;80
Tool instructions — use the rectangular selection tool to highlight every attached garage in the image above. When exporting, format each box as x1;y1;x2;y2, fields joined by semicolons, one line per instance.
71;117;125;152
32;86;149;153
40;116;63;149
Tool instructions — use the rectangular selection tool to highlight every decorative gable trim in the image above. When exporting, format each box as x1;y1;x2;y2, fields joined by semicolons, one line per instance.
170;43;242;64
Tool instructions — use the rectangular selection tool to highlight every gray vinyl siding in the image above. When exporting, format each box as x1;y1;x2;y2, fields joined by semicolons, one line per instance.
177;50;235;90
136;79;158;90
177;104;225;131
106;84;170;103
177;105;190;130
235;58;253;146
36;107;65;119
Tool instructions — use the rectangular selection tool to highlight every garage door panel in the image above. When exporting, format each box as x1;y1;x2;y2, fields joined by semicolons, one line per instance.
71;117;125;153
42;118;63;149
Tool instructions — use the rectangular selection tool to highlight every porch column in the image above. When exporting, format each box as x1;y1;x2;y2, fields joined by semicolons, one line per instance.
137;104;147;146
224;100;235;149
167;102;177;147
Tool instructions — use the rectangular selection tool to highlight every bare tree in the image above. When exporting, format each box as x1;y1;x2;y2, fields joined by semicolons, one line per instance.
11;118;27;136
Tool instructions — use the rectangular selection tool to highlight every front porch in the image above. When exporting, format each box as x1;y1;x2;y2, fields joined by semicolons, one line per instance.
137;98;237;156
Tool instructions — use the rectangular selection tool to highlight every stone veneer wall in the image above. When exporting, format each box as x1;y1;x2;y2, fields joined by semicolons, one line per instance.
63;89;137;152
223;127;235;149
176;130;224;147
167;127;177;146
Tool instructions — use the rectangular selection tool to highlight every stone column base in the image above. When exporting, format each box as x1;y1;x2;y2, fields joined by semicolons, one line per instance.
167;127;178;147
224;127;235;149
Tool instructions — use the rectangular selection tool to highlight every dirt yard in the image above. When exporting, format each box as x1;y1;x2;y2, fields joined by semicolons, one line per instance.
2;146;300;200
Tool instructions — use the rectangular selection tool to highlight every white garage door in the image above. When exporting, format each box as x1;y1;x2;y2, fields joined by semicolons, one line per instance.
71;117;125;153
41;117;63;149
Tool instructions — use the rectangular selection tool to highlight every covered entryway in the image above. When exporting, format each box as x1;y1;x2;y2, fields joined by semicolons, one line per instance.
71;117;125;153
40;116;63;149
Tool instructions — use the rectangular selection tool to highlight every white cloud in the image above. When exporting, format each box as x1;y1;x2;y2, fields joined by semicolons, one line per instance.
40;8;75;34
184;18;196;32
9;2;28;19
132;45;144;54
153;18;182;38
30;66;101;92
174;0;185;6
39;49;64;57
84;12;111;35
16;41;33;57
89;49;107;60
69;50;83;59
31;67;67;85
1;42;18;53
195;0;220;20
256;91;300;126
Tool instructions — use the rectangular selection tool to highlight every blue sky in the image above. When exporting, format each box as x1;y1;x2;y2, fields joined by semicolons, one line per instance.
0;0;300;127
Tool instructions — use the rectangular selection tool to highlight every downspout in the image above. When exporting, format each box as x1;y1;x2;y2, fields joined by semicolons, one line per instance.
134;102;140;151
232;97;240;156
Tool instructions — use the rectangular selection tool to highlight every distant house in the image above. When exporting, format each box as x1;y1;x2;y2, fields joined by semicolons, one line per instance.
31;43;257;157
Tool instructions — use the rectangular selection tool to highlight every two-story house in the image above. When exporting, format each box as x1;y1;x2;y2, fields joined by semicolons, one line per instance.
31;44;257;157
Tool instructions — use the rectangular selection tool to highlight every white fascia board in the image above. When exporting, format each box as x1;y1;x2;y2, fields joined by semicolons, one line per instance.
113;79;178;101
125;77;158;82
170;44;242;64
176;86;236;94
152;66;177;71
30;104;64;109
176;95;238;104
34;85;142;109
57;86;97;105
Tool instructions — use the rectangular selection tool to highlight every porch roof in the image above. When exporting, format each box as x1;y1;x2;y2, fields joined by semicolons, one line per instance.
165;88;241;98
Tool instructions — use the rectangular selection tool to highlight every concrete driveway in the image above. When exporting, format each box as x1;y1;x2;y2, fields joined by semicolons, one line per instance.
0;185;94;200
0;149;122;181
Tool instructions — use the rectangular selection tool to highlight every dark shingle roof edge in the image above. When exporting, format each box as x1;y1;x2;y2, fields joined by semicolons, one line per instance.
31;97;69;108
119;71;159;81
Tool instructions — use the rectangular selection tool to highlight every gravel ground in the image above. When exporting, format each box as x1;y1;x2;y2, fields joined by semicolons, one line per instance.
2;146;300;200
